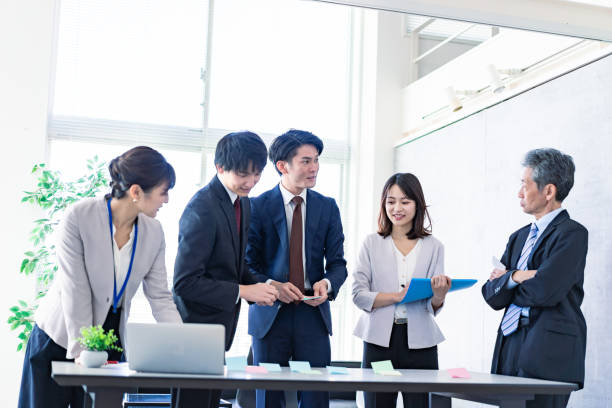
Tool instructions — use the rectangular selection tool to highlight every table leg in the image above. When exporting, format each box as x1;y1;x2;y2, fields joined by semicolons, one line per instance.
430;393;452;408
83;386;126;408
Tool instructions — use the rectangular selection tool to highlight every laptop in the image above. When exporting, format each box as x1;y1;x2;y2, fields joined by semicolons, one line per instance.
126;322;225;374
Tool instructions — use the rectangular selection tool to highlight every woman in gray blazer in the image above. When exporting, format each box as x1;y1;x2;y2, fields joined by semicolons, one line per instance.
18;146;182;408
352;173;451;408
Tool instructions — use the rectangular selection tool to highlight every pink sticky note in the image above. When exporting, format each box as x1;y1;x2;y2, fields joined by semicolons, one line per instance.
447;368;470;378
246;365;269;374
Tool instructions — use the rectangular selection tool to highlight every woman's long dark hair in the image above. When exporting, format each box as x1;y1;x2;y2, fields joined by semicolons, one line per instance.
377;173;432;239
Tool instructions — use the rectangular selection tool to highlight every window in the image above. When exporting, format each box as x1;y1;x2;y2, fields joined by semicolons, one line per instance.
49;0;355;360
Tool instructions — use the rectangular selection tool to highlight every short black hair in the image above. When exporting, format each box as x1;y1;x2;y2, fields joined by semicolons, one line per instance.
214;131;267;173
522;148;575;202
268;129;324;175
107;146;175;199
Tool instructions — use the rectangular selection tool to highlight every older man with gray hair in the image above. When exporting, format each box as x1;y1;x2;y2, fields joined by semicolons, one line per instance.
482;148;588;408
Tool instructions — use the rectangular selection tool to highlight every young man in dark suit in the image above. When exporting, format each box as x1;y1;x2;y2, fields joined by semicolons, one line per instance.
482;148;588;408
246;129;348;408
172;131;279;408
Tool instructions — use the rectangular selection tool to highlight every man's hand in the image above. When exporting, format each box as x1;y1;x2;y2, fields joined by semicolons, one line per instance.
511;269;537;284
239;283;278;306
304;280;329;307
431;275;452;308
269;281;302;304
489;268;507;281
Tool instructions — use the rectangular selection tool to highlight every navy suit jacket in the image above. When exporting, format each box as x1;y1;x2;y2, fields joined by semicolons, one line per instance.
246;186;348;339
173;176;256;350
482;210;588;387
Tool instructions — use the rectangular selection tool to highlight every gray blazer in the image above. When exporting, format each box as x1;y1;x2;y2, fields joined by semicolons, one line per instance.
36;196;181;358
352;233;445;348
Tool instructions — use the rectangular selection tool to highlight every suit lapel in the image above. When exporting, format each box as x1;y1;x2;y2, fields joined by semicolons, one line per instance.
305;190;321;279
268;186;288;252
211;177;240;272
528;210;568;266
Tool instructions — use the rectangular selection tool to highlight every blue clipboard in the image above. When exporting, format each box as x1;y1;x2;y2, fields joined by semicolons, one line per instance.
398;278;477;304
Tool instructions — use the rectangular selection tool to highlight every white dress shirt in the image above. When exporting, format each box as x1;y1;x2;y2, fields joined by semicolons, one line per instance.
393;239;421;319
112;226;135;307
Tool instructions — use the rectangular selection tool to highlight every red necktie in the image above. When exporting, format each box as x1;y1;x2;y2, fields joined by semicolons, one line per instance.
233;197;241;235
289;196;304;294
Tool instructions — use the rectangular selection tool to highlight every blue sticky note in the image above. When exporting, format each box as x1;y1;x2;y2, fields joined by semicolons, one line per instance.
260;363;282;372
289;361;312;372
327;366;348;374
226;356;247;371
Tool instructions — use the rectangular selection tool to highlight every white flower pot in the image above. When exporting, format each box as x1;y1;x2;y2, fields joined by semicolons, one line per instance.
80;350;108;368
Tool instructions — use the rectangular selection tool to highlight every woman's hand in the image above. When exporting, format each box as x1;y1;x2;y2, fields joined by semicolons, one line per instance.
431;275;451;308
395;285;409;303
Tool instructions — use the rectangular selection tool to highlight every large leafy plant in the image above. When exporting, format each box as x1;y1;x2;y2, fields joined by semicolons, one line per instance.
7;158;108;351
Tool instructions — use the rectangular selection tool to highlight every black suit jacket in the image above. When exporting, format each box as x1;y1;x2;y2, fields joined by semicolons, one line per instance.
482;210;588;387
173;176;256;350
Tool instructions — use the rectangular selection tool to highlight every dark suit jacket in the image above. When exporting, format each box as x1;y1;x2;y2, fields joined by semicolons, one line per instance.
482;210;588;387
246;186;348;339
173;176;256;350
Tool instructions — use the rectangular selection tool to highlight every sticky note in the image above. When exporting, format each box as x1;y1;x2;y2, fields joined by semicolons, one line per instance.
302;369;322;374
447;368;470;378
289;361;312;372
226;356;247;371
245;365;268;374
327;366;349;374
260;363;282;372
371;360;394;373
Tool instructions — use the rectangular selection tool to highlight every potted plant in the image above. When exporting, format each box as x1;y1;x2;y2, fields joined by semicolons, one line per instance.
77;325;123;368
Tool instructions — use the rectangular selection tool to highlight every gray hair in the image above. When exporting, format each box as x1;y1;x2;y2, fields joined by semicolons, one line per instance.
522;148;575;202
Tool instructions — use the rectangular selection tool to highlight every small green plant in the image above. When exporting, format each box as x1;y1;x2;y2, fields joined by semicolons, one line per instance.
77;325;123;352
7;157;108;351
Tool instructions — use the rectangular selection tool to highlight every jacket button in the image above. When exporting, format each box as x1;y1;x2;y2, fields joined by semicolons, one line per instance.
106;297;110;302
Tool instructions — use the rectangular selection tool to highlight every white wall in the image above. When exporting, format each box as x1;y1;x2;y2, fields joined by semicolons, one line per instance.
0;0;57;404
395;53;612;407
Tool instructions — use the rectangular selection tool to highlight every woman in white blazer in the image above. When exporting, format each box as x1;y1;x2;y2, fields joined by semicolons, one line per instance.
352;173;452;408
18;146;182;408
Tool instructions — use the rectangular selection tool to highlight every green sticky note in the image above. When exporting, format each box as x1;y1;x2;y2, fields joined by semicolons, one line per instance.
302;369;322;374
371;360;394;373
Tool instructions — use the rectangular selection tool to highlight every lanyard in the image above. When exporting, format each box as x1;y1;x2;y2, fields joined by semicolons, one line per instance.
106;198;138;314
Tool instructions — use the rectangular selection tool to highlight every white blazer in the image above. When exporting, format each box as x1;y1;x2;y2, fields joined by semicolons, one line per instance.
352;233;445;348
36;196;181;358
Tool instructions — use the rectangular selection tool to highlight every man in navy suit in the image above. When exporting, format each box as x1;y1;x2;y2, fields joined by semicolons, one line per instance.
482;148;588;408
172;131;279;408
246;129;348;408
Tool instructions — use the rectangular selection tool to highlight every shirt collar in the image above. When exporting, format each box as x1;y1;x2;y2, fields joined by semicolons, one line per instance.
533;207;564;236
217;174;238;204
278;182;307;206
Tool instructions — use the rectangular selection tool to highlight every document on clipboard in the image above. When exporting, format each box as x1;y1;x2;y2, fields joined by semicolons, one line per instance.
398;278;477;304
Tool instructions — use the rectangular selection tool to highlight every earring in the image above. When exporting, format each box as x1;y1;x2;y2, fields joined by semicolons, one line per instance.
132;199;138;203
